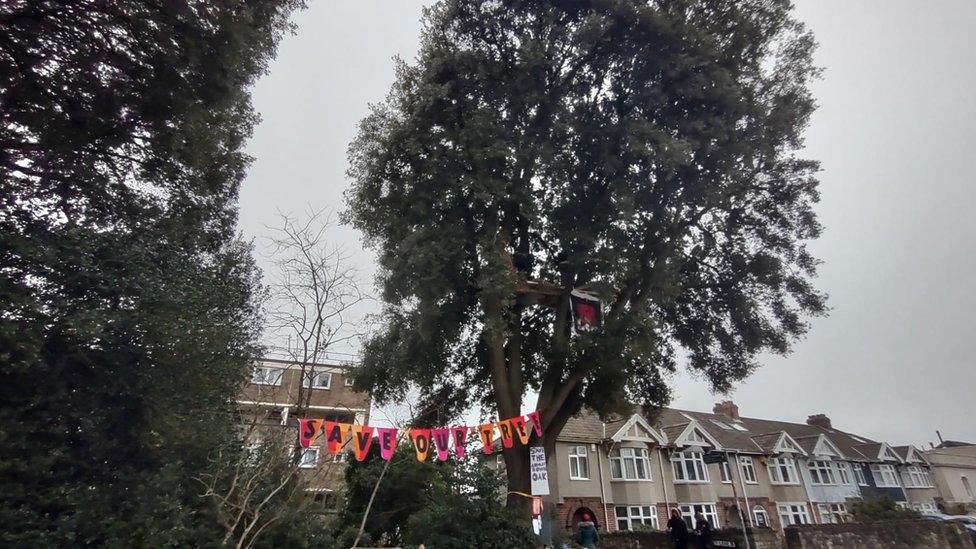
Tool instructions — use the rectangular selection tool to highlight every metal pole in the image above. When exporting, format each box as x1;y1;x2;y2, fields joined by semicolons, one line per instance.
727;452;752;549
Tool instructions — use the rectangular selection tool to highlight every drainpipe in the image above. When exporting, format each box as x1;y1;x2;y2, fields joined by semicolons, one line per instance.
597;440;611;530
659;446;671;521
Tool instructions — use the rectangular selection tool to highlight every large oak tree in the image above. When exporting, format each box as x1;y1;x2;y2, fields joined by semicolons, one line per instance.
347;0;826;506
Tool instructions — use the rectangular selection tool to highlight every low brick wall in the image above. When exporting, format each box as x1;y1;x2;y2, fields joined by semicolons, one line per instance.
784;520;976;549
600;528;779;549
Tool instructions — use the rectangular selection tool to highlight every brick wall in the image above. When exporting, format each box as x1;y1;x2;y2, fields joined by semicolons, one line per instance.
784;520;976;549
601;528;780;549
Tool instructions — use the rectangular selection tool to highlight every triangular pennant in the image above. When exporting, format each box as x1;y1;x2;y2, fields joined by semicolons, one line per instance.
352;425;375;461
376;427;398;460
451;426;470;458
409;428;432;461
526;410;543;437
498;419;515;449
478;423;496;454
432;428;451;461
325;421;351;454
299;418;322;448
511;416;530;445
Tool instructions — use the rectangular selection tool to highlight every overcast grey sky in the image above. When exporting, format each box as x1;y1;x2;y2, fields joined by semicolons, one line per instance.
239;1;976;447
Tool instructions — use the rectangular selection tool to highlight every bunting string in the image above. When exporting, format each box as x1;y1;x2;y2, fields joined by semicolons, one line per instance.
297;411;544;462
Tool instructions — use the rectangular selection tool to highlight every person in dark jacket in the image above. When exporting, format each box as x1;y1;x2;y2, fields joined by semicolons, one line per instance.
667;509;689;549
695;512;713;548
574;513;599;548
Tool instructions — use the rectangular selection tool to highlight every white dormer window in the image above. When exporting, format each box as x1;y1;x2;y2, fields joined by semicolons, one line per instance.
251;366;283;385
672;451;709;483
304;371;332;389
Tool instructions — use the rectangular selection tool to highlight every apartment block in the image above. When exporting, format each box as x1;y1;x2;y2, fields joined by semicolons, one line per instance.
545;400;943;536
237;357;371;493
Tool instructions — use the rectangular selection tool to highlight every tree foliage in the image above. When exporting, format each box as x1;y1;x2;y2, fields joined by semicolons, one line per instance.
850;497;922;523
0;1;303;545
346;0;826;499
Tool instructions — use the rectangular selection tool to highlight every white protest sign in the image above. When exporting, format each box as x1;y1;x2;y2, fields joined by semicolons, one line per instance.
530;446;550;495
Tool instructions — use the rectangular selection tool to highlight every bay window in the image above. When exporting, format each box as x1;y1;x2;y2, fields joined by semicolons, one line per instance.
871;464;900;488
672;451;709;483
611;447;652;481
808;460;836;485
767;457;800;485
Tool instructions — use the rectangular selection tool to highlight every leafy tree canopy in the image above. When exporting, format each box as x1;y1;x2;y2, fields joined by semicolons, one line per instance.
0;1;302;545
850;497;922;523
347;0;826;498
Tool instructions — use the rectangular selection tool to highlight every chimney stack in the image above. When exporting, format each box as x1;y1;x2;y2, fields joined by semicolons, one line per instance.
713;400;740;420
806;414;832;430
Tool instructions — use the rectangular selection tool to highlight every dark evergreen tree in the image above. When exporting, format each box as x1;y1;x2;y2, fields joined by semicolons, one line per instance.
0;1;302;545
347;0;827;508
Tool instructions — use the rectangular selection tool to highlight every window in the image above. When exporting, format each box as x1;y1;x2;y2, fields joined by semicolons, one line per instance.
495;454;506;471
871;464;900;488
836;462;853;485
298;447;319;468
610;447;651;481
730;422;749;432
678;504;719;529
777;503;811;526
817;503;849;524
767;457;800;485
304;371;332;389
740;456;758;484
344;375;354;387
672;451;709;483
615;505;658;530
711;419;732;430
568;445;589;480
903;466;934;488
854;465;868;486
808;460;836;485
719;461;732;483
251;366;282;385
912;502;938;514
753;505;770;527
963;476;974;500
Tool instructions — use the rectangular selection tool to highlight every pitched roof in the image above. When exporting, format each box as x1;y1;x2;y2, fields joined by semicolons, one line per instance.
558;406;896;462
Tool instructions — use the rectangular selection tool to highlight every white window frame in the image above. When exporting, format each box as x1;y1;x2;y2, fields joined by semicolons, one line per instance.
903;465;934;488
871;464;900;488
304;371;332;389
817;503;849;524
568;445;590;480
298;447;319;468
740;456;758;484
808;460;837;485
836;462;853;485
753;505;770;527
853;464;868;486
344;374;354;387
615;505;658;530
719;460;733;483
912;502;939;514
678;503;719;529
962;476;974;500
610;447;652;481
777;502;811;526
251;366;283;385
672;451;709;483
767;457;800;485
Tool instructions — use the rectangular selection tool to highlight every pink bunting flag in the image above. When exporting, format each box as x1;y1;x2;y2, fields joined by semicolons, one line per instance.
526;410;543;437
451;426;470;458
299;419;315;448
432;428;451;461
376;427;398;460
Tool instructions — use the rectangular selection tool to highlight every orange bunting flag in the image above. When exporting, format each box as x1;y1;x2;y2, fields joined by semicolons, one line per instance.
432;428;451;461
478;423;496;454
498;419;515;449
511;416;530;445
299;419;323;448
377;427;398;460
410;428;432;461
526;410;543;437
352;424;375;461
451;426;470;458
325;421;352;454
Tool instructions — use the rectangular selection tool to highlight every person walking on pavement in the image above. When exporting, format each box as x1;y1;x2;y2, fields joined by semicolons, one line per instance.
695;511;714;548
667;508;689;549
574;513;599;548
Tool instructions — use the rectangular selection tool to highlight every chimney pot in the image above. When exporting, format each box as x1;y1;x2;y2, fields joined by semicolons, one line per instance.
807;414;832;430
713;400;740;420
